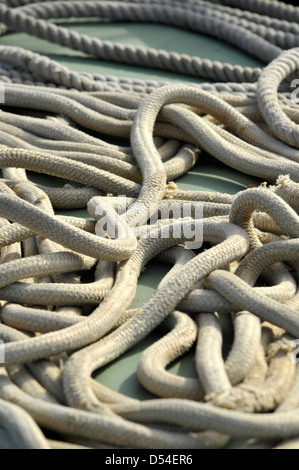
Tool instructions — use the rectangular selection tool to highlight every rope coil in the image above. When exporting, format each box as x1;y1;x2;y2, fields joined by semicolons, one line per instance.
0;0;299;450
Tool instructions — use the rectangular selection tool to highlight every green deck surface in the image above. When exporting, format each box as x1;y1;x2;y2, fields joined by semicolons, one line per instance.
1;22;261;400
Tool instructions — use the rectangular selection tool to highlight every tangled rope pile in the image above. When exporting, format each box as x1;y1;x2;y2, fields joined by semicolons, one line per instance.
0;0;299;450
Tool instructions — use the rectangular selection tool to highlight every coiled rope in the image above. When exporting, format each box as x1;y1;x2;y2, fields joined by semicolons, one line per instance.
0;0;299;450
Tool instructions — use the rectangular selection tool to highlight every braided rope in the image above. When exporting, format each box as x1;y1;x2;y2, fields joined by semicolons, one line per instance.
0;0;299;451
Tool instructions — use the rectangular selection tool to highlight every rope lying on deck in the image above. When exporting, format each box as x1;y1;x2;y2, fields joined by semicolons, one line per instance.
0;0;299;450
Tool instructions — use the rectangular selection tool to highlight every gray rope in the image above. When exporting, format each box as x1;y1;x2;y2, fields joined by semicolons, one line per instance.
0;0;299;450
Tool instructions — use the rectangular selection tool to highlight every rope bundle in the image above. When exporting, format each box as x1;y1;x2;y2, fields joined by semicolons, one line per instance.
0;0;299;449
